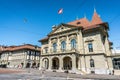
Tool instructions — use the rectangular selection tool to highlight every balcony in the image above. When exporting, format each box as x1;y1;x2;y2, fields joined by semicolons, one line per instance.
42;48;79;55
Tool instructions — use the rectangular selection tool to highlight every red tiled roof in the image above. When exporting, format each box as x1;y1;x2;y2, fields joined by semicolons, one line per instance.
39;11;106;42
1;44;41;52
68;18;90;28
67;11;103;29
39;37;49;42
91;11;102;25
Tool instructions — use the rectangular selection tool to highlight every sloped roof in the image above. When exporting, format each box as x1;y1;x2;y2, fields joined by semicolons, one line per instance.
39;10;108;42
1;44;41;52
91;11;102;25
68;18;91;28
67;11;103;29
39;37;49;42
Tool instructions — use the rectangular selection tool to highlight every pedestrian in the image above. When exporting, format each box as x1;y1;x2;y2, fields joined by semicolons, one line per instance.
112;69;114;75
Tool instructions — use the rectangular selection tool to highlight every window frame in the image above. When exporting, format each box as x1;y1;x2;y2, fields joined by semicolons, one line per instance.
53;43;57;52
61;41;66;51
90;58;95;67
71;39;76;49
88;43;93;52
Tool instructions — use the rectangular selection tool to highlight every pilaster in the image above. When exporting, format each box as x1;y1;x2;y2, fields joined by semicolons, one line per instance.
48;57;52;71
58;56;63;71
78;30;84;54
72;55;77;72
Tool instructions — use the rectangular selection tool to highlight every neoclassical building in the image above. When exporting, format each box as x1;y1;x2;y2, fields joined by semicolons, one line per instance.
39;10;113;74
0;44;40;68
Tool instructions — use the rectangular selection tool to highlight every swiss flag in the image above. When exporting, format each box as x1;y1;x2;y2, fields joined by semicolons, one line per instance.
58;8;63;14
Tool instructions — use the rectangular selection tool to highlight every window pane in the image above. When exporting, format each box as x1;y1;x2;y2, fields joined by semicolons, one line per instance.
61;41;66;51
90;59;95;67
53;43;57;52
71;39;76;49
88;43;93;52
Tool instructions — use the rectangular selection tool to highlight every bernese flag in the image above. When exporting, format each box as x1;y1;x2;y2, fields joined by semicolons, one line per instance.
58;8;63;14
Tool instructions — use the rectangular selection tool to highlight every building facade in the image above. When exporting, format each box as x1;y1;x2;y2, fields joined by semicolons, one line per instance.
39;10;113;74
0;44;40;68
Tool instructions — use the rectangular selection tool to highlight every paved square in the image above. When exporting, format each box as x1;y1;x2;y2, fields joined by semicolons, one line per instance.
0;68;120;80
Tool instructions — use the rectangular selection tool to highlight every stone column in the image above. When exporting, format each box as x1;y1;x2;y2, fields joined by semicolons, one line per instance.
78;56;81;70
57;37;60;52
77;32;80;51
79;30;84;54
72;55;77;72
48;38;52;53
48;57;52;71
66;35;70;51
80;56;86;72
58;56;63;72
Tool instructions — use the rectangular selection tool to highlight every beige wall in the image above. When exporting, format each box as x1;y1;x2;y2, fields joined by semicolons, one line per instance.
42;30;108;56
0;50;40;68
40;25;113;74
83;31;105;54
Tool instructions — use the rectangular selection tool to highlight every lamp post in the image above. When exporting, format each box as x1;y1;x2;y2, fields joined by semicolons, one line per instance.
28;51;31;73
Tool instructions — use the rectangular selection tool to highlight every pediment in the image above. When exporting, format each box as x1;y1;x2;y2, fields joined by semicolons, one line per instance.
85;38;94;42
48;23;76;35
54;25;71;33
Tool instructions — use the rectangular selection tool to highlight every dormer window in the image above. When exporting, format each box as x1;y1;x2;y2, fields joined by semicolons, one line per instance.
61;27;64;30
76;22;81;25
44;47;48;53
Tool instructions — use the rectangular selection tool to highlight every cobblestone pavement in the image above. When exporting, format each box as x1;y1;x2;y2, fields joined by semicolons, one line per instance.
0;68;120;80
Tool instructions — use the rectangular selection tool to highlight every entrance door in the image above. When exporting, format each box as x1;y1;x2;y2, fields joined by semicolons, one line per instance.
52;57;59;69
63;57;72;70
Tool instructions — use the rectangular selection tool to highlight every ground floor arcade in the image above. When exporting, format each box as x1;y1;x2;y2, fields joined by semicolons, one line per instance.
39;53;113;74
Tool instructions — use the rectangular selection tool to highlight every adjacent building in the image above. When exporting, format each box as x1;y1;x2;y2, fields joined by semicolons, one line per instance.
0;44;40;68
111;50;120;75
39;10;113;74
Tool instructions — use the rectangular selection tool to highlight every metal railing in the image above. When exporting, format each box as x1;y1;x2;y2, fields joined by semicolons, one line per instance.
42;48;79;54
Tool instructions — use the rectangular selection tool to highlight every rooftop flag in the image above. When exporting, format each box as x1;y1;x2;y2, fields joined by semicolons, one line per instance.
58;8;63;14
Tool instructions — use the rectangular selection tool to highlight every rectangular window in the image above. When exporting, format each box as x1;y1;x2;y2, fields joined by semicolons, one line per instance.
45;47;48;53
113;59;120;70
88;43;93;52
90;59;95;67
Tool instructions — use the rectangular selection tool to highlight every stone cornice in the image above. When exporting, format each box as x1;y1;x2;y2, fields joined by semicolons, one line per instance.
40;52;109;57
41;52;79;57
48;23;83;36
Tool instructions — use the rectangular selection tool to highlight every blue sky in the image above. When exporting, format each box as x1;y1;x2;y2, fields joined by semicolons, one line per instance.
0;0;120;49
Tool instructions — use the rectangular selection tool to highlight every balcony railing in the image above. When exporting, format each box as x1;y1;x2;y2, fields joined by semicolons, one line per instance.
42;48;79;55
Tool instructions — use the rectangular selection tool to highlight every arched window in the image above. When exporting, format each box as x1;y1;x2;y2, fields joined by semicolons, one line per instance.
71;39;76;49
53;43;57;52
61;41;66;51
88;43;93;52
90;59;95;67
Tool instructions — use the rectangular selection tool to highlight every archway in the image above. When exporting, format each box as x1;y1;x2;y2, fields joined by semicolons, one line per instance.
32;62;36;68
63;56;72;70
26;63;31;68
52;57;59;69
42;58;49;69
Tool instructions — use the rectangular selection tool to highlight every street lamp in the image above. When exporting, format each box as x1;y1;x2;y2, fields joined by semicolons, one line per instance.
28;51;31;73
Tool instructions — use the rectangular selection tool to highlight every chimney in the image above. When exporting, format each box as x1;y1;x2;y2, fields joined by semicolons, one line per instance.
52;25;57;31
